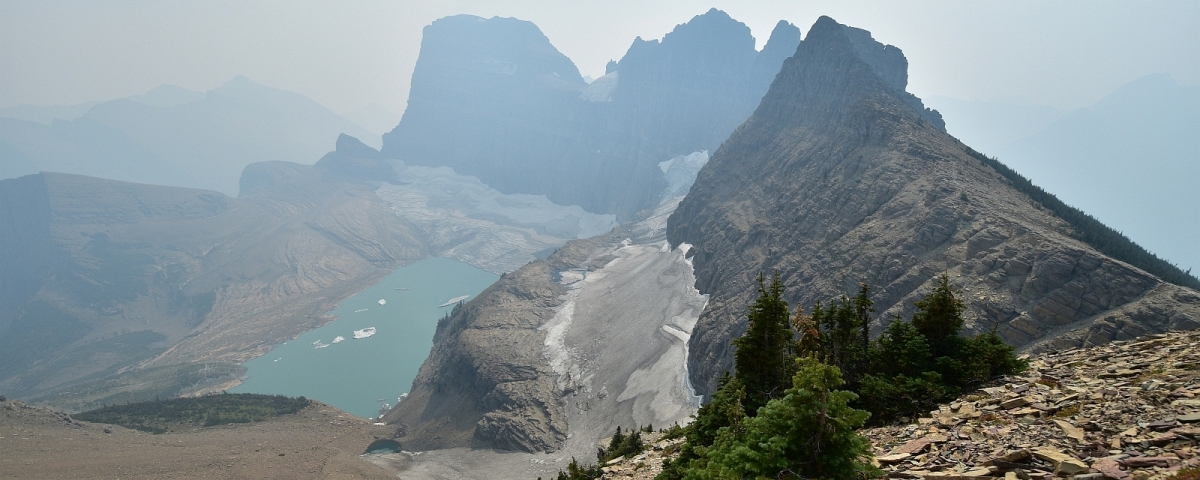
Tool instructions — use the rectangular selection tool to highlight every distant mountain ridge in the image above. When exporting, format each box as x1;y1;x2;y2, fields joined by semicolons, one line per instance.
666;16;1200;395
382;9;800;219
993;74;1200;274
0;132;627;411
0;77;375;196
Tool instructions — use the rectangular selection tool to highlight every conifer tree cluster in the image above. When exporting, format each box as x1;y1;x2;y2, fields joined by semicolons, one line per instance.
658;273;1026;479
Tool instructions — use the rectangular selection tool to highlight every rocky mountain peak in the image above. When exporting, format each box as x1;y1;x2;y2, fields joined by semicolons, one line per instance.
759;16;944;132
381;11;800;219
667;16;1198;395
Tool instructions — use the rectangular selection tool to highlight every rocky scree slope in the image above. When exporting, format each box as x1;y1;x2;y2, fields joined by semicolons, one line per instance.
382;10;799;219
666;16;1200;396
595;330;1200;480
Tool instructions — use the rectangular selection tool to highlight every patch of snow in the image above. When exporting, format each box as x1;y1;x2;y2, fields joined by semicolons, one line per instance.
658;151;709;200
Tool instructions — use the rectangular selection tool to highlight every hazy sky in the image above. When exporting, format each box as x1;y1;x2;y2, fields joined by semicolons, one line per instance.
2;1;1198;116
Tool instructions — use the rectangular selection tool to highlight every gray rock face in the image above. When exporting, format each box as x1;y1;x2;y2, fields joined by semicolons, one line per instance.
385;211;709;455
666;16;1200;396
383;232;621;452
382;10;799;219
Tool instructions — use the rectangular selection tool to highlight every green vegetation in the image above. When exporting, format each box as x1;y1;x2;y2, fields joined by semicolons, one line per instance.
684;358;878;479
1169;466;1200;480
549;458;604;480
798;275;1027;423
964;146;1199;290
598;425;647;463
733;273;800;414
74;393;311;434
547;424;651;480
32;362;244;413
658;274;1026;479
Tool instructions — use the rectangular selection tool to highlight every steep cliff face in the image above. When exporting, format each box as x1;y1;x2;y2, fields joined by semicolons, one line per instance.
382;10;799;219
667;17;1200;395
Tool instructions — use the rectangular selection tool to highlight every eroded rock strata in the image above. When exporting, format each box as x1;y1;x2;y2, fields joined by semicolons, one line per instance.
666;16;1200;396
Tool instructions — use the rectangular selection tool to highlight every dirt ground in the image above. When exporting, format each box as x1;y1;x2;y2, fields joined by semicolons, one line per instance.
0;397;402;479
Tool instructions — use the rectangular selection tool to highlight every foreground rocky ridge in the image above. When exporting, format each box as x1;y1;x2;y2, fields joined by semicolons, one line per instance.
596;329;1200;479
861;329;1200;479
666;16;1200;396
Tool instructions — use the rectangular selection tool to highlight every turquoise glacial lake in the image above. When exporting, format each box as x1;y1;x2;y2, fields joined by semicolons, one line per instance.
231;257;498;419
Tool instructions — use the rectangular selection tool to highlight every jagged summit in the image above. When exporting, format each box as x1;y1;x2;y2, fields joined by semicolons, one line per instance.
667;16;1200;395
381;10;799;219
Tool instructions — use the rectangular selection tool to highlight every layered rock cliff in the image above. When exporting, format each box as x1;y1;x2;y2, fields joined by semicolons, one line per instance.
666;17;1200;396
382;10;799;219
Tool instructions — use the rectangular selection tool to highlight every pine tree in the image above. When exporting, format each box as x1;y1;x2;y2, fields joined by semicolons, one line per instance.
911;274;965;357
657;375;746;480
732;272;795;414
686;357;878;480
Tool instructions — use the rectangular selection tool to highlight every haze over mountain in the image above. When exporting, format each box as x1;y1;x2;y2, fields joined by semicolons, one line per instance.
992;74;1200;274
0;121;623;413
0;77;376;196
1;6;1197;479
665;16;1200;395
382;9;800;219
924;96;1067;156
928;74;1199;274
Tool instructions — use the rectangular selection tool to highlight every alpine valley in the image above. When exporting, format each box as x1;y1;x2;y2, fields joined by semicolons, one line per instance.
1;9;1196;480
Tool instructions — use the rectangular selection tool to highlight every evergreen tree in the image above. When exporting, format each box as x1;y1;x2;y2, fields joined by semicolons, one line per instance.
911;275;965;357
686;357;878;480
808;284;874;389
732;272;795;414
657;375;746;480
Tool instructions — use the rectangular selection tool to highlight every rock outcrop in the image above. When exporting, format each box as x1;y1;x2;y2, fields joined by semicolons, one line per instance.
382;10;799;219
383;230;624;452
666;16;1200;396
